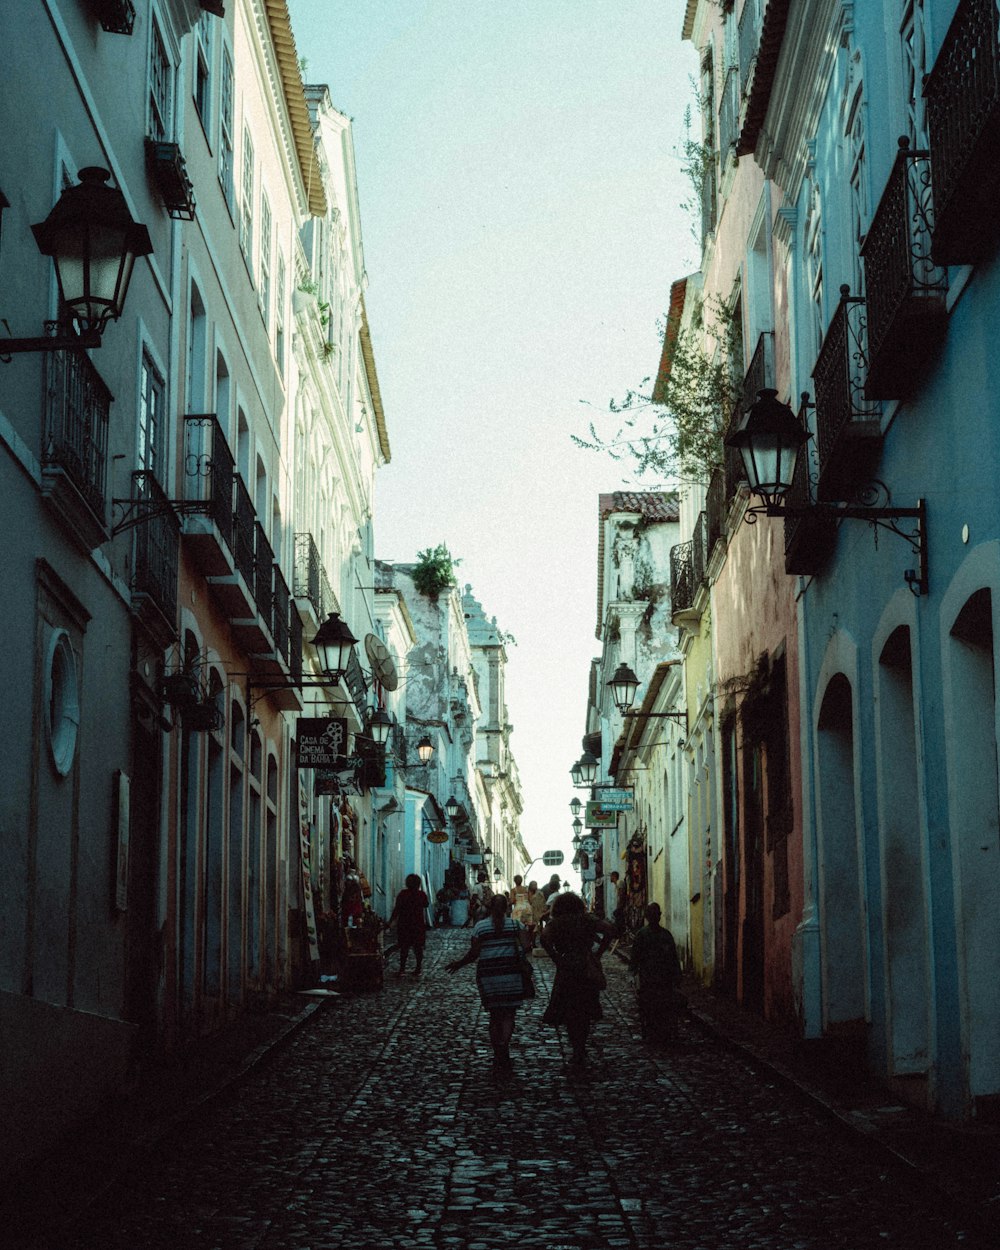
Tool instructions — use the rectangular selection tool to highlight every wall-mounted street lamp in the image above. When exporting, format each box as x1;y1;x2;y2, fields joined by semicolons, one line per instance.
367;707;392;747
416;734;434;763
245;611;359;704
569;796;582;818
445;793;459;819
2;167;152;356
608;662;687;729
725;388;927;595
573;750;598;787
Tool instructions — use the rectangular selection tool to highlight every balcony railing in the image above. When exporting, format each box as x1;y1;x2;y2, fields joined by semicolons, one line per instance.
272;562;290;662
925;0;1000;265
130;470;179;633
742;331;775;407
719;66;740;168
43;347;110;535
670;540;695;621
783;400;837;576
253;522;274;624
692;510;709;589
233;476;255;587
812;287;881;502
702;153;718;240
289;608;303;686
293;532;339;620
706;465;727;552
183;414;234;550
861;139;948;397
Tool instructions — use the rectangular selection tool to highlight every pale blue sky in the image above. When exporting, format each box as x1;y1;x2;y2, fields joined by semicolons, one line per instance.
287;0;697;870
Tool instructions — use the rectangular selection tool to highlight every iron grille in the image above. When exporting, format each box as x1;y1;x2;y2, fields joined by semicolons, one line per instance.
233;475;255;586
293;532;338;618
130;470;179;626
692;510;709;589
861;140;947;392
288;607;303;685
812;287;879;472
742;331;775;406
44;347;110;524
272;563;290;661
253;522;274;623
184;414;234;549
670;540;695;617
924;0;1000;263
706;465;727;552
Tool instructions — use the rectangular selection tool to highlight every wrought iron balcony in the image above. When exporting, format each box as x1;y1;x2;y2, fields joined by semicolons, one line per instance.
670;539;696;624
293;532;339;626
288;607;303;686
692;510;710;590
253;522;274;624
719;66;740;169
861;139;948;398
706;464;727;553
812;287;881;502
702;156;718;240
183;414;234;570
129;470;179;641
925;0;1000;265
41;347;111;550
272;562;290;663
88;0;135;33
743;331;775;406
783;400;837;576
233;475;255;588
145;140;196;221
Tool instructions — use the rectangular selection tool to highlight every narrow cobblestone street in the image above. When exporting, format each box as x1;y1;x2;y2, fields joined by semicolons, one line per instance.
21;932;985;1250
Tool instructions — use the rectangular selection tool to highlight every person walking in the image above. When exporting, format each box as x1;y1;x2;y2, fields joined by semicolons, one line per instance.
388;874;429;976
510;874;532;927
541;872;562;902
629;902;684;1043
527;880;548;947
540;891;616;1069
445;892;532;1072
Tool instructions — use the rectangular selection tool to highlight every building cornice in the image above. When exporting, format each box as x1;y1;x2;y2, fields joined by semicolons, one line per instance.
261;0;327;216
360;295;391;463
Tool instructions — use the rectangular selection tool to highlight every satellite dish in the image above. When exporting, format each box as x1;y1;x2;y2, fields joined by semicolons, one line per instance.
364;633;399;691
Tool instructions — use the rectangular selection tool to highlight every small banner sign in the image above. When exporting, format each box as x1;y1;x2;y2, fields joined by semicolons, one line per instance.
593;787;634;811
298;718;348;769
586;801;618;829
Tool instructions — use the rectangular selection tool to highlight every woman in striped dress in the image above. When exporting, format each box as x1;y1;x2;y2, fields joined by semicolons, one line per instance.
446;892;531;1070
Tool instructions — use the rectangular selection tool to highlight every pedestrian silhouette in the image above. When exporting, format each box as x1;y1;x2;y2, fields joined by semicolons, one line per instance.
540;891;615;1070
446;892;532;1073
629;902;683;1043
388;874;428;976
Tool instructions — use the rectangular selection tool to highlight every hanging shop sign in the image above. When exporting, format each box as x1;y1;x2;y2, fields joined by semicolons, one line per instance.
593;787;634;811
585;801;619;829
298;717;349;769
427;829;449;844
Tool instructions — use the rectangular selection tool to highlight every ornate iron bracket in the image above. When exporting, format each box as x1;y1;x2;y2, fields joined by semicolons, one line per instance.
110;496;210;538
750;497;927;596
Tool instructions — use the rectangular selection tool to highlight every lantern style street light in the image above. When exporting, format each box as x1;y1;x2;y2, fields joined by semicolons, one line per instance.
445;794;459;819
570;758;583;787
608;662;640;715
417;734;434;763
4;167;153;356
725;386;928;596
312;612;358;679
367;707;392;747
569;796;582;817
578;750;598;786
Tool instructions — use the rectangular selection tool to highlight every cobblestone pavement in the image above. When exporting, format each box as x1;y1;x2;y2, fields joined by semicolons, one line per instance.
14;931;990;1249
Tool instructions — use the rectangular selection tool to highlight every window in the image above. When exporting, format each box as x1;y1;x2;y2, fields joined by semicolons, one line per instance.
46;629;80;777
900;0;928;147
148;20;172;141
847;89;868;297
219;45;234;212
194;14;213;132
259;192;272;328
240;127;254;267
139;348;165;476
805;180;824;357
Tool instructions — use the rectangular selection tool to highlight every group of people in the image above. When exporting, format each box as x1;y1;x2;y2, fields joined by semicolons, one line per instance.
388;872;684;1073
